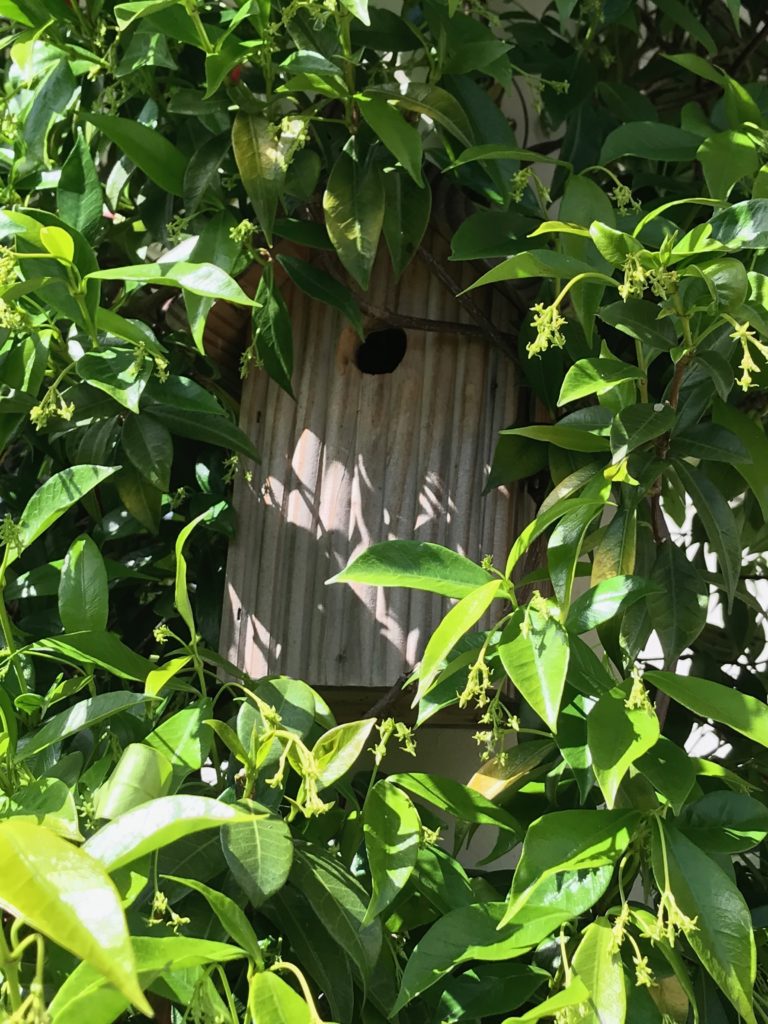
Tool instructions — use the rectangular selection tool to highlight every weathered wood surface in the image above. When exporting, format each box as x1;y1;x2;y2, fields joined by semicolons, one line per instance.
219;233;528;690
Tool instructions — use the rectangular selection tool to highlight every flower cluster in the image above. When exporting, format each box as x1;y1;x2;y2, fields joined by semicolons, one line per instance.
619;253;678;302
527;301;567;356
29;388;74;430
730;320;768;390
370;717;416;765
610;182;641;214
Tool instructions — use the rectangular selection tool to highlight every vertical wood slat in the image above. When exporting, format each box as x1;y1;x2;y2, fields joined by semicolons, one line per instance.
220;231;527;688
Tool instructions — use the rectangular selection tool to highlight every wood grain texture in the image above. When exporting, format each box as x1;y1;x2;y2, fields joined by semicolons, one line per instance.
220;230;528;689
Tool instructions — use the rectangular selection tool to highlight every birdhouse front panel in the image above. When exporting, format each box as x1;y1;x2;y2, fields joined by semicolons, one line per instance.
220;235;527;691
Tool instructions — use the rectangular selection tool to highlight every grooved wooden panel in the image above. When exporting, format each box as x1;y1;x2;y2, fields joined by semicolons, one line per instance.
220;234;526;688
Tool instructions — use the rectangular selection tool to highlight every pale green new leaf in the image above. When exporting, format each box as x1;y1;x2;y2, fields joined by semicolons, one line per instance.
0;821;150;1014
588;688;659;808
328;540;492;598
84;796;259;871
313;718;376;788
498;609;569;732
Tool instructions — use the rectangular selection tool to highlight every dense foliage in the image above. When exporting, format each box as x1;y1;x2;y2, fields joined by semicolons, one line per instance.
1;0;768;1022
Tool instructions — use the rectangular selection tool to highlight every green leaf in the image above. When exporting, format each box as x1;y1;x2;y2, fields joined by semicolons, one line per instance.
418;580;502;696
712;398;768;519
87;261;255;305
113;0;182;29
0;821;150;1014
363;779;420;923
48;936;246;1023
121;414;172;492
598;299;677;351
503;978;590;1024
368;84;472;145
247;971;312;1023
58;131;102;236
567;576;656;633
174;502;226;641
145;655;191;697
115;464;161;533
636;737;696;814
11;465;117;566
312;718;376;788
145;702;212;778
323;144;384;289
276;254;363;336
84;112;186;195
289;848;382;983
0;778;81;841
671;422;749;463
467;250;600;291
505;496;606;579
503;424;609;454
559;358;645;404
382;169;431;277
589;222;641;266
232;113;293;245
680;791;768;853
709;199;768;249
389;772;519;832
498;609;569;732
675;462;741;607
453;143;570;169
77;348;149;413
548;500;607;607
698;130;759;200
588;687;659;808
58;534;108;632
222;816;294;908
392;902;566;1012
437;963;547;1024
486;433;548;489
504;810;639;922
657;0;716;51
328;540;492;598
162;875;263;965
94;743;173;819
652;822;756;1024
357;95;422;184
571;918;626;1024
611;402;675;459
646;670;768;747
32;630;154;681
16;692;150;761
600;122;702;164
252;264;293;395
83;795;258;871
647;544;709;665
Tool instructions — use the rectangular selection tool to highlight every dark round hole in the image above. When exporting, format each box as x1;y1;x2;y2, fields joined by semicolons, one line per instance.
355;327;407;375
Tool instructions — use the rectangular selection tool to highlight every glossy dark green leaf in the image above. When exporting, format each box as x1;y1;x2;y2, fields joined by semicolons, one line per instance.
647;545;709;665
115;463;162;533
598;299;677;351
162;875;263;964
646;670;768;746
232;113;293;244
710;199;768;249
498;608;569;731
58;131;102;236
652;822;756;1023
566;576;657;634
121;414;172;492
611;402;674;459
636;737;696;814
504;810;639;922
712;399;768;518
588;687;659;808
675;462;741;607
392;902;563;1012
289;848;382;983
680;791;768;853
468;250;599;291
357;94;422;184
84;112;186;195
88;261;255;305
323;144;384;289
276;254;363;336
436;963;547;1023
11;465;117;566
600;121;701;163
389;772;519;832
58;534;108;632
251;264;294;395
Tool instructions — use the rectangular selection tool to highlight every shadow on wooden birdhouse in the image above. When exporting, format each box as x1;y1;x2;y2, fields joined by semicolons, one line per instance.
210;227;528;717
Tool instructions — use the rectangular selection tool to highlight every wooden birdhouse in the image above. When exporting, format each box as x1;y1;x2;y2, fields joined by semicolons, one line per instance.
209;228;529;717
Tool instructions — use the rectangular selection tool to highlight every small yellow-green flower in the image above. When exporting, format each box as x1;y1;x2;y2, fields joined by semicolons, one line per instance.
528;302;567;356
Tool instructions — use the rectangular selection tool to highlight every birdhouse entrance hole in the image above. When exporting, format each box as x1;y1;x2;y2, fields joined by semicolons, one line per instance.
355;326;407;375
